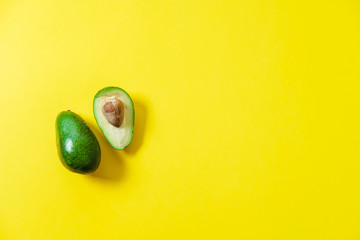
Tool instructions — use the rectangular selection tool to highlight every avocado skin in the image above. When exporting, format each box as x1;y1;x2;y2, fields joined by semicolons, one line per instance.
56;111;101;174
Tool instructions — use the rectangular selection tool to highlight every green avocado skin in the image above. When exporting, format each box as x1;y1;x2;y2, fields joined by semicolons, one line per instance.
56;111;101;174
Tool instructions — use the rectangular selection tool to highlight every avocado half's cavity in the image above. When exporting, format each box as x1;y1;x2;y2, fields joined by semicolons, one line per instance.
93;87;135;150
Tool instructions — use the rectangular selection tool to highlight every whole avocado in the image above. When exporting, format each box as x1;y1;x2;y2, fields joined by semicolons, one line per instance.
56;110;101;174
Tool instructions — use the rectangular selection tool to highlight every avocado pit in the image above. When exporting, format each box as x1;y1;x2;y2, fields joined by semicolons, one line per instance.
102;99;124;127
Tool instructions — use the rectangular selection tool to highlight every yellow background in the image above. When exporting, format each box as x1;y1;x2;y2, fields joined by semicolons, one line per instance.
0;0;359;239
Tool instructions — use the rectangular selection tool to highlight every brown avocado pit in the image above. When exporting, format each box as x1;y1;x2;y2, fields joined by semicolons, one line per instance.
102;99;124;127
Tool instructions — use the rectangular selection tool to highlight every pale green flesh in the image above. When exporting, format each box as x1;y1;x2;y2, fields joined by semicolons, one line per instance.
94;88;134;149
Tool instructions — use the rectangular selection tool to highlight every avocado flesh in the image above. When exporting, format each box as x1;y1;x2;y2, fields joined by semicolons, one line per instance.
93;87;135;150
56;111;101;174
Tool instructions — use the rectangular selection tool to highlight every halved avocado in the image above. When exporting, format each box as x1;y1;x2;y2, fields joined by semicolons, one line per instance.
93;87;135;150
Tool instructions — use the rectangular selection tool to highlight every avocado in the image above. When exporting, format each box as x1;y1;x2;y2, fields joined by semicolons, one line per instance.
93;87;135;150
56;111;101;174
